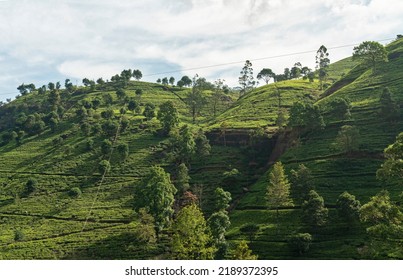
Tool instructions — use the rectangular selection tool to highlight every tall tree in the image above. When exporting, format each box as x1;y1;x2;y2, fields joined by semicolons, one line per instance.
214;187;232;212
169;76;175;86
171;204;216;259
176;163;190;194
336;191;361;224
352;41;388;69
185;75;207;123
208;211;231;259
290;164;314;203
302;190;328;228
238;60;255;96
157;101;179;135
315;45;330;90
134;166;177;235
257;68;275;85
266;162;293;224
379;87;400;122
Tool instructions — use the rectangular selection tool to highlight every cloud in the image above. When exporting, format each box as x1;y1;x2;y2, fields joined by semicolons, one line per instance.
0;0;402;100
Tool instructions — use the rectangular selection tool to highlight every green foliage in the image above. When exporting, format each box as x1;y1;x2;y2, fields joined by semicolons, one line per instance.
302;190;328;228
231;240;258;260
143;103;156;120
336;191;361;224
377;132;403;181
288;102;325;131
157;101;179;135
134;166;177;233
101;139;112;155
239;60;255;96
316;45;330;90
171;204;216;260
195;129;211;157
353;41;388;69
176;163;190;194
169;125;196;163
68;187;82;198
336;125;360;154
239;223;260;241
134;208;156;244
117;143;129;160
328;97;351;120
98;160;111;174
208;210;231;259
266;162;293;213
214;187;232;212
288;233;312;256
257;68;275;84
26;178;38;194
14;229;25;242
290;164;314;203
186;76;208;123
379;87;400;122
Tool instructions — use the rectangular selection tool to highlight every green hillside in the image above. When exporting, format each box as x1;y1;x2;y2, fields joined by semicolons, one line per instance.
0;39;402;260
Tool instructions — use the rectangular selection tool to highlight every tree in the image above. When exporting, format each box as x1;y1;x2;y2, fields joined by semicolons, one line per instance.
157;101;179;135
290;164;314;203
101;108;114;119
238;60;255;96
169;125;196;164
169;77;175;86
208;210;231;259
376;132;403;181
212;79;226;116
117;143;129;160
116;88;127;101
101;139;112;156
179;76;192;87
214;187;232;212
288;102;325;132
26;178;38;194
143;103;156;120
161;77;169;85
329;97;351;120
132;69;143;80
257;68;275;84
266;162;293;224
336;191;361;224
352;41;388;69
315;45;330;90
231;240;258;260
98;160;111;174
186;76;208;123
176;163;190;194
288;233;312;256
128;99;139;113
171;204;216;259
360;190;402;238
290;62;302;79
134;208;156;243
302;190;328;228
195;129;211;157
101;120;118;137
134;166;177;234
156;78;161;84
379;87;400;122
336;125;360;154
177;80;185;88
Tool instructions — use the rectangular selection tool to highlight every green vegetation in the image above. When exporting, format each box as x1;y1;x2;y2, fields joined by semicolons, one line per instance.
0;38;402;260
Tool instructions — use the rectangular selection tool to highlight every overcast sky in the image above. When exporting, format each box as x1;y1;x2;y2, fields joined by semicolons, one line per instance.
0;0;402;101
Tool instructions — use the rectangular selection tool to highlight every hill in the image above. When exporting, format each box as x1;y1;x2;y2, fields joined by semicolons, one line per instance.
0;38;402;259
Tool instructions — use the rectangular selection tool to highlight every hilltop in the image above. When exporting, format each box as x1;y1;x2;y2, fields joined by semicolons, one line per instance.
0;38;402;259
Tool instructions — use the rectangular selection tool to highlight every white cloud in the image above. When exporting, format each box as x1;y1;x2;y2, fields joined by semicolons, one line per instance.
0;0;402;100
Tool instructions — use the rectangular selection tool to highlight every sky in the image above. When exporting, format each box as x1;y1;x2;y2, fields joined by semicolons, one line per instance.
0;0;402;101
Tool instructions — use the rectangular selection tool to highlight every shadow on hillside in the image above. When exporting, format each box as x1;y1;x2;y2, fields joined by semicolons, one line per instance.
63;232;162;260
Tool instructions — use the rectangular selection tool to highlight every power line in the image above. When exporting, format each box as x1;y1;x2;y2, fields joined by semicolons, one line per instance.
142;37;395;77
